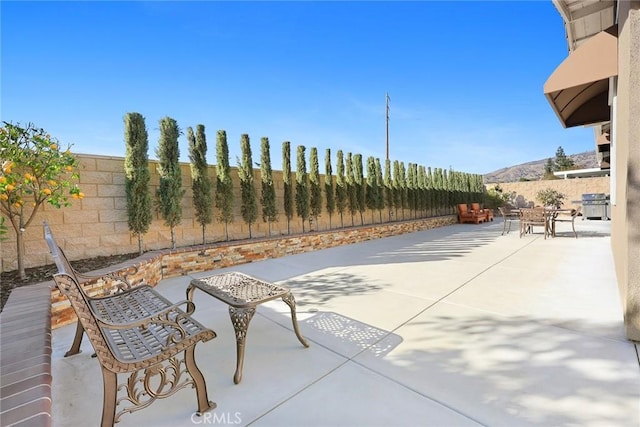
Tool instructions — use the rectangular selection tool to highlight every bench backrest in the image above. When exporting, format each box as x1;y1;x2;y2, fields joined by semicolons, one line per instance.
43;220;77;279
52;271;114;363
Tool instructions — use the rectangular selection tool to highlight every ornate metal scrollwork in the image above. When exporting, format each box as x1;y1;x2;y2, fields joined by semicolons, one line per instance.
114;357;194;423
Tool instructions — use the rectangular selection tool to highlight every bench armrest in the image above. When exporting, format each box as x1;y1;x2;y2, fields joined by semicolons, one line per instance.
77;269;138;291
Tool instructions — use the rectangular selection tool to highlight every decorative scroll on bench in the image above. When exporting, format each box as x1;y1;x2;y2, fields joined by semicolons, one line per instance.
44;221;217;426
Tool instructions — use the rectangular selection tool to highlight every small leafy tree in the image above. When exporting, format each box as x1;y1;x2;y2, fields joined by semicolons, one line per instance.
215;130;234;241
187;124;212;244
335;150;347;228
536;188;566;208
124;112;152;255
309;147;322;230
155;117;184;250
0;122;82;278
238;134;258;238
295;145;309;232
324;149;335;229
282;141;294;234
260;137;278;236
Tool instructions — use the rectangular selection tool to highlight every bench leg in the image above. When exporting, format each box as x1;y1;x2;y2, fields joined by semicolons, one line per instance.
229;307;256;384
184;347;216;415
282;293;309;348
65;319;85;357
100;368;117;427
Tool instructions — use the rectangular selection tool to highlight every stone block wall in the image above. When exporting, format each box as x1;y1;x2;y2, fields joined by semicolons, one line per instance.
486;177;610;209
2;153;401;272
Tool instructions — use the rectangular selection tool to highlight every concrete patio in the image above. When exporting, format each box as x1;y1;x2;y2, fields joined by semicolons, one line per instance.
52;218;640;427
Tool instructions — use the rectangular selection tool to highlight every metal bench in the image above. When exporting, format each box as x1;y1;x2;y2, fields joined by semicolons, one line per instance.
44;222;217;426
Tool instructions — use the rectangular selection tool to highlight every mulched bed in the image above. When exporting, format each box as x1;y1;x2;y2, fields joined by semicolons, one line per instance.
0;252;139;312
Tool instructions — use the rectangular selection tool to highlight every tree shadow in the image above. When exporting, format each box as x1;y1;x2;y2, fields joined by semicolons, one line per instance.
352;314;639;426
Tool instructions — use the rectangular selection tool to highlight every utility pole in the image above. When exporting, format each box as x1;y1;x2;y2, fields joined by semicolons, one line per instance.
386;92;390;160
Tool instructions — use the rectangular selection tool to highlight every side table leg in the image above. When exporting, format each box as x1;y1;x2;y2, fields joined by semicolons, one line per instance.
229;306;256;384
282;293;310;348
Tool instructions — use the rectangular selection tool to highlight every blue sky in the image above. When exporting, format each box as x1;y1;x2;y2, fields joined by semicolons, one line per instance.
1;1;595;175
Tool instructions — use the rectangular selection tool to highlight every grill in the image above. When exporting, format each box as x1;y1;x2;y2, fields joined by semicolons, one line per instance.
581;193;610;220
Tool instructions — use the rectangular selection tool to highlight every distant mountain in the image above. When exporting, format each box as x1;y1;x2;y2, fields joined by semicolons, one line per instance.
483;150;598;183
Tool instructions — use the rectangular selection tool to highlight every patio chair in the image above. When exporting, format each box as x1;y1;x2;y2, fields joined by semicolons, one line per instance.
519;207;548;239
552;206;582;238
471;203;493;222
457;203;485;224
498;206;520;235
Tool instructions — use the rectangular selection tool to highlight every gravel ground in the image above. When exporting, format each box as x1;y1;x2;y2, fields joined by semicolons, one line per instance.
0;252;138;312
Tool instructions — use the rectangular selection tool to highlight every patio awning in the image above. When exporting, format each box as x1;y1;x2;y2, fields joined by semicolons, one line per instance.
544;25;618;128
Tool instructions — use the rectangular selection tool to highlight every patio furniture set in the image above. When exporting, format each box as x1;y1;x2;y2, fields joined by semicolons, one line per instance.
456;203;494;224
43;221;309;427
498;206;581;239
460;203;581;239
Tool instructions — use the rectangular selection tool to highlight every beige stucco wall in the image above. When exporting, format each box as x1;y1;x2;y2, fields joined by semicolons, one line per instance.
485;177;610;210
612;1;640;341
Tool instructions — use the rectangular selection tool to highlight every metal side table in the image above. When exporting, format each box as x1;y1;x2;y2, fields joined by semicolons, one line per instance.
187;271;309;384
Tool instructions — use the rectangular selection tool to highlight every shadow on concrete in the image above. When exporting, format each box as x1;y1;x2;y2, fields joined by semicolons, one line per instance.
352;314;639;427
302;311;403;358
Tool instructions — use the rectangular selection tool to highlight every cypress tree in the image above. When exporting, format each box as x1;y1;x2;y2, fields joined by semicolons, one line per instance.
426;167;434;216
188;124;212;245
353;154;365;225
295;145;309;232
345;152;356;226
375;158;384;223
383;159;393;221
260;137;278;236
335;150;347;228
238;134;258;238
124;112;152;255
365;156;377;223
155;116;184;250
407;163;416;218
324;148;335;229
417;165;426;217
399;162;407;220
215;130;234;241
392;160;401;220
282;141;293;234
309;147;322;230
